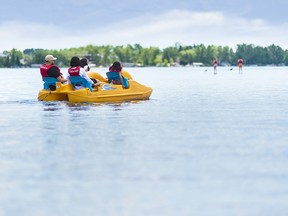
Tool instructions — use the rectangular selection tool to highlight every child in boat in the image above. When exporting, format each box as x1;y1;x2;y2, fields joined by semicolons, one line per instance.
107;61;129;88
80;58;90;72
80;57;99;84
67;56;99;89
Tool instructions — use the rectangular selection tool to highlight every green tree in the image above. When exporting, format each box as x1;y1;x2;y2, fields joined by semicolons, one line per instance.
2;43;288;68
235;44;255;65
218;46;234;65
6;49;23;67
179;49;196;65
141;47;161;66
266;44;284;65
162;46;179;64
32;49;49;64
206;45;218;65
193;44;207;64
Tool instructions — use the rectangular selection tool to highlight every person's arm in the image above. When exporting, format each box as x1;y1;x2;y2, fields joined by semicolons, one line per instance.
79;69;96;86
57;75;67;83
66;73;71;84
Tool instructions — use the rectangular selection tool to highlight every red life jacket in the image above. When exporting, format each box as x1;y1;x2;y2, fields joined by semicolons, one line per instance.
68;66;81;76
40;64;61;80
238;59;243;64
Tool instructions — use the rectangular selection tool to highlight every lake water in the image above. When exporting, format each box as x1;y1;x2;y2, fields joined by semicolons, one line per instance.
0;66;288;216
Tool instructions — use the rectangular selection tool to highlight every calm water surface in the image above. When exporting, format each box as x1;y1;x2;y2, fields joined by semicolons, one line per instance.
0;67;288;216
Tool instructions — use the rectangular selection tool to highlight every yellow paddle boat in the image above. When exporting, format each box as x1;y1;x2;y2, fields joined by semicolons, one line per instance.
37;70;153;103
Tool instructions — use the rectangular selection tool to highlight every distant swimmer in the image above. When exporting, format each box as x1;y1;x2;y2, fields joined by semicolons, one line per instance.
212;57;218;74
238;57;243;73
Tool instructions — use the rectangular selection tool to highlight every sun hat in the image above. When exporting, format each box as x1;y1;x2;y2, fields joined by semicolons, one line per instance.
45;55;57;62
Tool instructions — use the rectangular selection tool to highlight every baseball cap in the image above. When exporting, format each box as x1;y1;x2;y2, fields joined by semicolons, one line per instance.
45;55;57;62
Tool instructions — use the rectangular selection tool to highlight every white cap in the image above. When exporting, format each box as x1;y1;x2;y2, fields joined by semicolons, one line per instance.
45;55;57;62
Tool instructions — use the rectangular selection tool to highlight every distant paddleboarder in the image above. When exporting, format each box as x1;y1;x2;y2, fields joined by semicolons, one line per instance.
212;57;218;74
238;57;243;73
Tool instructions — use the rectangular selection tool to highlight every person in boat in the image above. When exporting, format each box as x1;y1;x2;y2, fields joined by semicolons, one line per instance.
40;55;67;90
238;57;243;73
212;57;218;74
107;61;128;88
66;56;99;89
80;57;100;84
80;58;90;72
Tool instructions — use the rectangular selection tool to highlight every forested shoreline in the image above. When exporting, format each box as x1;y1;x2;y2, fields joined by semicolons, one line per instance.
0;43;287;68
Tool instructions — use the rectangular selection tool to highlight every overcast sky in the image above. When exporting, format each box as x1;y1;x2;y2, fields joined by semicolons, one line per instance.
1;0;288;52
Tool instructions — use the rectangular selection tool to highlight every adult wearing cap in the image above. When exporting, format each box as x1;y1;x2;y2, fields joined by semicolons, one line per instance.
40;54;67;83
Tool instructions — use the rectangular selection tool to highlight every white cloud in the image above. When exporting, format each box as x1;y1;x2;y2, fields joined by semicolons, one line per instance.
1;10;288;52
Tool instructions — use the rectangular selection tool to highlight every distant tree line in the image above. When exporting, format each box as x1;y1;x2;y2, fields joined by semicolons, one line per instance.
1;43;288;68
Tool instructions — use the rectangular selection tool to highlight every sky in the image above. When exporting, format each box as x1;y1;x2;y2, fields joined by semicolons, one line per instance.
1;0;288;52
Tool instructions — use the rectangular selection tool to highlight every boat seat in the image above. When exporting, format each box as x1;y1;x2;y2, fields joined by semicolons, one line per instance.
70;76;93;91
43;77;58;90
106;72;129;88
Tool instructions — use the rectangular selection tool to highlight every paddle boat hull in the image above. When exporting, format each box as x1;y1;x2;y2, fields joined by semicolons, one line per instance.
37;82;73;101
67;81;152;103
37;71;152;103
